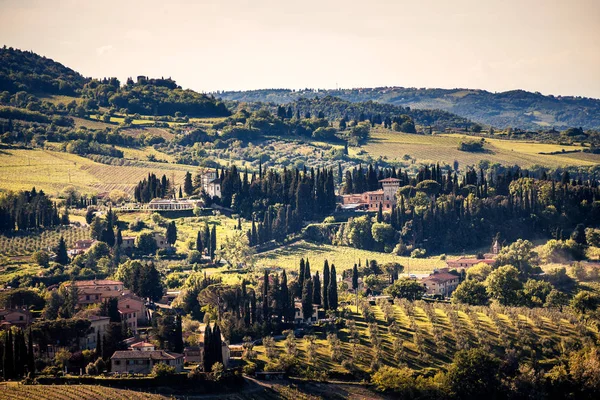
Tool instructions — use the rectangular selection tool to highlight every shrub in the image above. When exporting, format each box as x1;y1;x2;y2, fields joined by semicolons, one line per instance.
152;362;177;377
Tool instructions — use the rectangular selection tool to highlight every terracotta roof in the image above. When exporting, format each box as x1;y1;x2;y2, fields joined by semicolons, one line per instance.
363;190;384;195
70;280;123;287
379;177;401;182
130;342;154;348
111;350;182;360
422;272;459;284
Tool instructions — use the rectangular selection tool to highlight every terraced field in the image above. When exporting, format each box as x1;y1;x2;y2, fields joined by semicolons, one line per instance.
0;147;195;195
363;128;596;168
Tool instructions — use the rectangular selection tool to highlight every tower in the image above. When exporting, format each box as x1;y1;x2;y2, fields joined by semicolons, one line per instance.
380;178;401;210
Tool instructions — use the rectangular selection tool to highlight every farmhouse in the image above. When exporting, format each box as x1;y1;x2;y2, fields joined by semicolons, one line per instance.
294;300;319;324
80;315;110;350
121;236;136;250
446;257;495;269
421;268;460;297
0;308;32;329
340;177;400;211
68;239;97;256
111;350;184;374
66;279;125;305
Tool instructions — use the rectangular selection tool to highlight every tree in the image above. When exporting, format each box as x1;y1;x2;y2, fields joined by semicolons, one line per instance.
545;289;570;310
322;260;330;310
216;231;255;269
32;250;50;267
452;280;489;306
494;239;539;277
485;265;522;306
571;223;587;246
210;225;217;260
571;291;599;315
196;231;203;253
465;262;492;282
328;264;338;310
262;270;269;322
281;270;293;323
56;236;69;265
313;271;321;306
302;277;313;321
3;329;14;380
166;221;177;246
136;232;157;254
385;278;425;300
446;349;500;399
522;279;553;307
183;171;193;196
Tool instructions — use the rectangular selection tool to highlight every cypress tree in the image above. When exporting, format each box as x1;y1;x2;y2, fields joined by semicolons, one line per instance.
166;221;177;245
56;236;69;265
298;258;305;297
210;225;217;260
301;277;313;321
305;259;311;279
213;324;223;365
281;270;292;323
95;331;102;356
313;271;321;306
3;329;14;380
352;264;359;291
184;171;193;196
196;231;203;253
204;223;211;257
262;270;269;322
322;260;330;310
27;328;35;375
174;314;184;353
203;324;212;372
328;264;338;310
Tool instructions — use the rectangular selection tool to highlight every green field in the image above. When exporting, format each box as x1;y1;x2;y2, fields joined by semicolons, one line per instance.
255;240;445;274
0;147;196;196
362;128;597;168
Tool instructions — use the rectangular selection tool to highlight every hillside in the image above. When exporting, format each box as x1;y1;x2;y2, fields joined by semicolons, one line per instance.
218;88;600;130
0;46;88;95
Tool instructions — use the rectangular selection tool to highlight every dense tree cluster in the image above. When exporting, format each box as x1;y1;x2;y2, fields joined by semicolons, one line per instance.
335;164;600;254
134;173;173;203
1;328;35;380
0;188;67;232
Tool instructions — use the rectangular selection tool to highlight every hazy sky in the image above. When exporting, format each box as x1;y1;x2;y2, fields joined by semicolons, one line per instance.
1;0;599;97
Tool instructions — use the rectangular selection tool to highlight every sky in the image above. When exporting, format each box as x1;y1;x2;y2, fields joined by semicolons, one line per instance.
1;0;599;98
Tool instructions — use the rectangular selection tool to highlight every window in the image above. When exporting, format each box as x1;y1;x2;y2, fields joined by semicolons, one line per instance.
19;316;24;321
86;295;90;300
115;360;121;365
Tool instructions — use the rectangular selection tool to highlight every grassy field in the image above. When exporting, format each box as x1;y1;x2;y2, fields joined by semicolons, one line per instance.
0;147;196;195
362;128;596;168
254;300;594;374
255;240;446;275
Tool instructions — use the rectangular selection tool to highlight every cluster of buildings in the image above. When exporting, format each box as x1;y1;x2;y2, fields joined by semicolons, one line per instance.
68;231;170;257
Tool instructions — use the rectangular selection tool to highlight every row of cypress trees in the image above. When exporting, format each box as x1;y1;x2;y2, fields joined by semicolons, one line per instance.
298;258;338;320
202;323;223;372
1;328;35;380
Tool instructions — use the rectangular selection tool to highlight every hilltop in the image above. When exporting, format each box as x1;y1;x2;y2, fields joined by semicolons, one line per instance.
218;87;600;130
0;46;88;95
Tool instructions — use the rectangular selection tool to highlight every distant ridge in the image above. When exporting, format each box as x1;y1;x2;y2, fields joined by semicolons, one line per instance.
218;87;600;130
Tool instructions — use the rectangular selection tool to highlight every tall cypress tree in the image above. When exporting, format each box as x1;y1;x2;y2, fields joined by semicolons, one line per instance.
322;260;330;310
203;324;212;372
95;331;102;356
328;264;338;310
301;277;313;321
204;223;211;257
184;171;193;196
298;258;305;298
210;225;217;260
213;324;223;365
305;259;311;280
281;270;292;323
313;271;321;306
27;328;35;375
3;329;14;380
262;270;269;322
56;236;69;265
196;231;203;253
174;314;184;353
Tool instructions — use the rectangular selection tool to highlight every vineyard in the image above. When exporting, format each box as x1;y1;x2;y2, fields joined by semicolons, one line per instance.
0;384;169;400
363;128;594;168
255;299;596;374
0;225;90;257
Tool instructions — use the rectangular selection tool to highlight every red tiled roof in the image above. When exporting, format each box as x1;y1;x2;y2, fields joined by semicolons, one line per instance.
379;177;401;182
111;350;182;360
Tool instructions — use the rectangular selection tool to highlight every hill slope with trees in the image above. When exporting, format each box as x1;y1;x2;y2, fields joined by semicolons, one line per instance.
218;87;600;130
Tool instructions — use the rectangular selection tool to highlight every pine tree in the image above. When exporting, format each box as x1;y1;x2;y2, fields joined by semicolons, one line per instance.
313;271;321;306
322;260;330;310
328;264;338;310
56;236;69;265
